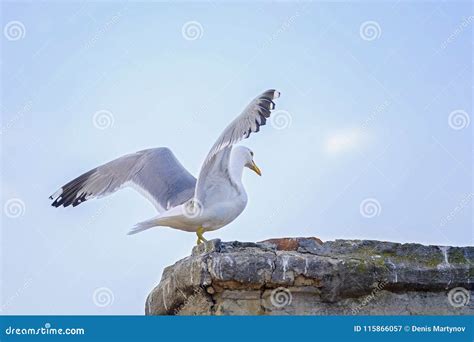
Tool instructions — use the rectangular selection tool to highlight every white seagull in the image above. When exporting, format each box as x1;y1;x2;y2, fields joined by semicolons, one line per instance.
50;89;280;244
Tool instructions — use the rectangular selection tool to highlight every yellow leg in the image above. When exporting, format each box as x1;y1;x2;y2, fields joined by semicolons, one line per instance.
196;227;207;245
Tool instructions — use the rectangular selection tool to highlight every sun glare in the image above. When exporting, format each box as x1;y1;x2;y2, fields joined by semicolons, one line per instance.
325;130;363;154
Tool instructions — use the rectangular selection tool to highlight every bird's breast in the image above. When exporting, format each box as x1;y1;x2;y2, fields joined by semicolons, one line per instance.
202;192;248;230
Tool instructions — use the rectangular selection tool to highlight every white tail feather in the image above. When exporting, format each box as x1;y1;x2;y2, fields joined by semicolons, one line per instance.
127;218;159;235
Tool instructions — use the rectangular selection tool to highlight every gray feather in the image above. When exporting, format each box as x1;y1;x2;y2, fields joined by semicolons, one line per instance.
50;147;196;211
202;89;280;166
195;89;280;204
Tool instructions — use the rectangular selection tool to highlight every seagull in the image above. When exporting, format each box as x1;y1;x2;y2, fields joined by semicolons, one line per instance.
50;89;280;244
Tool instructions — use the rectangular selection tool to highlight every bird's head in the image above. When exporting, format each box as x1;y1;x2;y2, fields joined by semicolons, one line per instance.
233;146;261;176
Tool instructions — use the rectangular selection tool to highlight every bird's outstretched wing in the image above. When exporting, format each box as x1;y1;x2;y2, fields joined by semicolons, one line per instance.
202;89;280;166
195;89;280;202
50;148;196;212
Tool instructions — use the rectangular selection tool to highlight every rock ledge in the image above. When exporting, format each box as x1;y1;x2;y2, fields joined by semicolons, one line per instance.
146;238;473;315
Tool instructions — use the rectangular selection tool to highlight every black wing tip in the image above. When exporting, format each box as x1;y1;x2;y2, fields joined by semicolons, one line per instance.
50;198;63;208
50;189;64;207
262;89;280;99
50;191;89;208
50;191;68;208
242;90;278;140
49;169;95;208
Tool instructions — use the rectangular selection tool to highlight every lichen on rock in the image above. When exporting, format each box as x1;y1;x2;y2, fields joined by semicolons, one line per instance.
145;238;473;315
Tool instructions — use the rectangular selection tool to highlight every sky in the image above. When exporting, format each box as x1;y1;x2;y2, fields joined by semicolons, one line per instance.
1;1;472;315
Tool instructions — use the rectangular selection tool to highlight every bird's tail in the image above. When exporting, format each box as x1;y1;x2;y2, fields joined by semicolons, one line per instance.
128;217;160;235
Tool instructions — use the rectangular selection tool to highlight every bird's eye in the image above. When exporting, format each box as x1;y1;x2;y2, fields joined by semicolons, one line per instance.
250;151;254;157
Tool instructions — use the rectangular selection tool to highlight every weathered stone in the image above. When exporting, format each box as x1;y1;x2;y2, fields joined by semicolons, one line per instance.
145;238;473;315
260;237;323;251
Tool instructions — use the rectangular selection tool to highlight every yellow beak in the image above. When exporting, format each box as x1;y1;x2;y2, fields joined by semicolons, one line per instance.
249;160;262;176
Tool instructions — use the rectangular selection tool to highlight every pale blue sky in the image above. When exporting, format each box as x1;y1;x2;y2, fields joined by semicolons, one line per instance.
1;1;472;314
